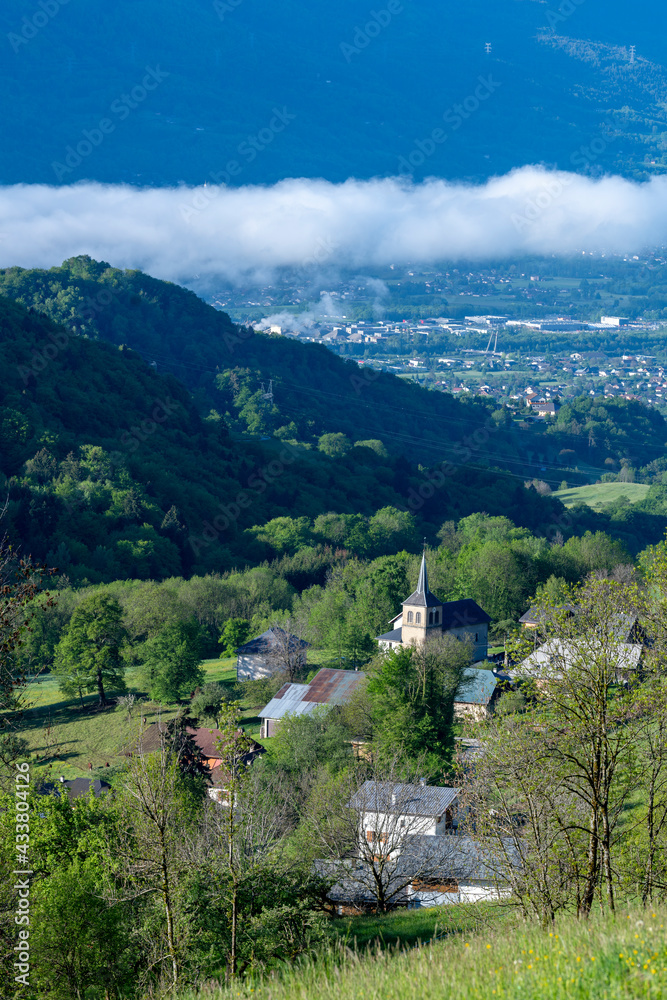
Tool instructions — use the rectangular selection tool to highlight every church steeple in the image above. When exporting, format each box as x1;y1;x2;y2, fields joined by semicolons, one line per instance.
416;550;429;598
403;550;440;608
400;550;444;646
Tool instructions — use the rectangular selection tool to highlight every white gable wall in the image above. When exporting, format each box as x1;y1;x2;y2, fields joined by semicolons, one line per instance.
237;653;274;681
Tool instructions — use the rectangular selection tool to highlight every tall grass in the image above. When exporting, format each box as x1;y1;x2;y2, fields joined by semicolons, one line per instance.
181;905;667;1000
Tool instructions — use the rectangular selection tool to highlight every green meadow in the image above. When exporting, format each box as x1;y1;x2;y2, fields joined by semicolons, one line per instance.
19;656;263;784
182;904;667;1000
555;482;650;511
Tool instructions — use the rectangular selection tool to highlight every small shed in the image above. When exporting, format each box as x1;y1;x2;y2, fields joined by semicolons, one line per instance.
38;777;111;801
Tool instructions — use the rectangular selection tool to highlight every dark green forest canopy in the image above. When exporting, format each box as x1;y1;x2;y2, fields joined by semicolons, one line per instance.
0;290;579;584
0;257;507;466
4;257;667;482
3;260;667;586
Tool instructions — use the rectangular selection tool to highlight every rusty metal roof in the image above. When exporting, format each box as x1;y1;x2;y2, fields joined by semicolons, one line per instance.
259;669;366;721
305;668;366;705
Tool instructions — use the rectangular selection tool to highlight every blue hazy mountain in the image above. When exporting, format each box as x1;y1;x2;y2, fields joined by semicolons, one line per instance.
2;0;666;187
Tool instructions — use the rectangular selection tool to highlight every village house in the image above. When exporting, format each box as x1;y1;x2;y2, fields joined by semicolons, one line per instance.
322;780;514;913
531;399;558;418
235;627;310;681
516;638;642;685
348;780;460;858
398;836;515;907
376;553;490;660
453;667;499;720
127;721;264;800
259;667;366;738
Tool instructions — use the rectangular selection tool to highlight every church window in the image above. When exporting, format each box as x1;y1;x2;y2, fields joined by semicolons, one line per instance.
407;611;413;623
415;612;421;624
429;612;433;625
434;610;439;624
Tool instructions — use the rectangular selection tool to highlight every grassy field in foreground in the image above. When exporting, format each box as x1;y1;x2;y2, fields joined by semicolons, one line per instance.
329;900;503;953
555;482;650;511
184;904;667;1000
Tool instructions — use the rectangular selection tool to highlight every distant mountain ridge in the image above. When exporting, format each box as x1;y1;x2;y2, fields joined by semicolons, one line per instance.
1;0;666;187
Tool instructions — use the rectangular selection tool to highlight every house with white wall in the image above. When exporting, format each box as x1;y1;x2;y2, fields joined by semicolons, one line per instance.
347;780;460;858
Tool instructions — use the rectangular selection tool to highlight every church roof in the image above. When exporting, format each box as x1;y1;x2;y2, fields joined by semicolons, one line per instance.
403;554;442;607
440;599;491;629
376;627;403;643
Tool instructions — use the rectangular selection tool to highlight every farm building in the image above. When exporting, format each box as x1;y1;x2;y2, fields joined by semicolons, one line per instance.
322;834;514;914
258;667;366;738
516;638;642;685
127;721;264;798
236;627;310;681
453;667;499;720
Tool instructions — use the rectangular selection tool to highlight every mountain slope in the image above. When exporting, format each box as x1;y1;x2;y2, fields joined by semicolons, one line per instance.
0;257;513;469
1;0;666;186
0;292;567;583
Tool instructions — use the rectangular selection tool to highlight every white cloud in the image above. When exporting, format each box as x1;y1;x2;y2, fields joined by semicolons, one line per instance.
1;168;667;285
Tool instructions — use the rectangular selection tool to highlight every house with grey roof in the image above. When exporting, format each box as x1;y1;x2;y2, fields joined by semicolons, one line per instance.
349;780;460;857
376;553;490;659
236;627;310;681
258;667;366;738
321;835;514;913
516;638;642;685
315;834;521;915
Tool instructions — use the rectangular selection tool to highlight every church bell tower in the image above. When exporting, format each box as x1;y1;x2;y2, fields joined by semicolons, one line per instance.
400;552;443;647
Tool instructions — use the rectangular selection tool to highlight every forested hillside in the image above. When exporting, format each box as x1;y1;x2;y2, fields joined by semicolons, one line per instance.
4;257;667;576
0;291;571;584
0;257;506;466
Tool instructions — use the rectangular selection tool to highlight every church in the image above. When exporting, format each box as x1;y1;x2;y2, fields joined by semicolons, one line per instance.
376;554;491;661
